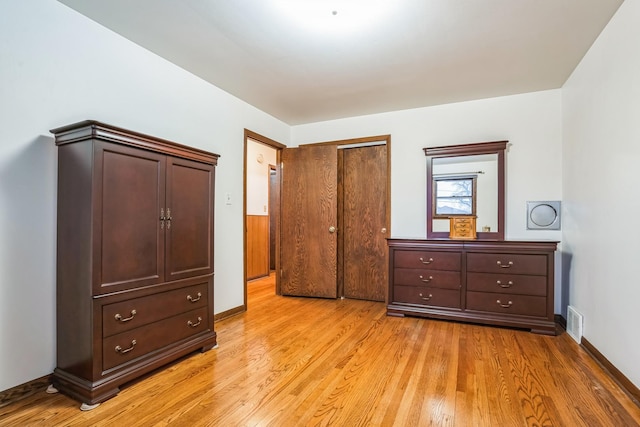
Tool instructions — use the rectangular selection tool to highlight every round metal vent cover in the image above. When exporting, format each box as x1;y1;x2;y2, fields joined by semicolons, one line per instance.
526;201;561;230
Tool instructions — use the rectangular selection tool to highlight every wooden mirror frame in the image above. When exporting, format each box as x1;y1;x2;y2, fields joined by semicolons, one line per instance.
424;140;508;240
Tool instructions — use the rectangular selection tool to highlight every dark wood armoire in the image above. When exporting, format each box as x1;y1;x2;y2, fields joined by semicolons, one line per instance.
50;121;219;408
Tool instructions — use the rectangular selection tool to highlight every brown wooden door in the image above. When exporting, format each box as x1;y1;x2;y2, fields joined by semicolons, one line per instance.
165;157;215;282
342;145;388;301
93;142;166;295
281;145;338;298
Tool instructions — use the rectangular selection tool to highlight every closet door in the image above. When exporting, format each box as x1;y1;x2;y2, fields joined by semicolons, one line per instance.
281;145;338;298
93;142;166;295
342;145;388;301
165;157;215;282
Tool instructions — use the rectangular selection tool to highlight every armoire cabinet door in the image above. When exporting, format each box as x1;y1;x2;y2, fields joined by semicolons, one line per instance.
93;142;166;295
165;157;214;281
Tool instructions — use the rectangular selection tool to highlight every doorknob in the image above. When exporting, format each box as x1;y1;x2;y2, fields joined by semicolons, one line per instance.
329;226;336;233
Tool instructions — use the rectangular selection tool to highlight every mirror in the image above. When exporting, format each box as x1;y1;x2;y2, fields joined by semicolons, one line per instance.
424;141;507;240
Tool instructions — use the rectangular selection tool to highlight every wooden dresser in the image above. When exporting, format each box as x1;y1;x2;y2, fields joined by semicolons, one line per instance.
51;121;219;407
387;239;558;334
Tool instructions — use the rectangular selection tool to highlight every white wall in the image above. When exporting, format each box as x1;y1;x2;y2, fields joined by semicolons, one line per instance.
0;0;289;392
562;0;640;389
246;140;277;215
293;90;563;240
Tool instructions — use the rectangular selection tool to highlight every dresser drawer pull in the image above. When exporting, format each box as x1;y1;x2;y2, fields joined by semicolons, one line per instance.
419;293;433;301
115;340;137;354
187;292;202;303
497;261;514;268
496;280;513;288
114;309;137;323
496;299;513;308
419;275;433;283
419;257;434;265
187;316;203;328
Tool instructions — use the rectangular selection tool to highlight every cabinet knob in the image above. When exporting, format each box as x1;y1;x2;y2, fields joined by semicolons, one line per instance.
166;208;172;229
497;261;513;268
187;292;202;303
419;293;433;301
329;226;337;233
115;339;137;354
188;316;203;328
419;257;434;265
419;275;433;283
496;299;513;308
496;280;513;288
114;309;137;323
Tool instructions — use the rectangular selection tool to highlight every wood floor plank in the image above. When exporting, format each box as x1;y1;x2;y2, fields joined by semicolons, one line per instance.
1;274;639;426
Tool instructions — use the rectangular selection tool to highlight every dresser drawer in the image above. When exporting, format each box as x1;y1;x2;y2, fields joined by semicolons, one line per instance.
103;282;209;338
467;272;546;296
466;291;546;317
394;268;460;289
394;250;461;271
103;307;209;371
393;285;460;308
467;253;547;275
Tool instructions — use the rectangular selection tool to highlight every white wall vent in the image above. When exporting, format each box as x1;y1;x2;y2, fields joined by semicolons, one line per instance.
566;305;584;343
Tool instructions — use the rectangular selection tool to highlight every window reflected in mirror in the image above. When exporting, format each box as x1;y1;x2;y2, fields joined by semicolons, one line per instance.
431;154;498;233
433;175;477;218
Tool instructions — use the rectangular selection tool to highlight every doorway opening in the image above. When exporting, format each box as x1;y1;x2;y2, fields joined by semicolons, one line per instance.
244;130;285;309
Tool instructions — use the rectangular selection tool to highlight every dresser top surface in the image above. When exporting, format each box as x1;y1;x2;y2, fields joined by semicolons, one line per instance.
387;238;558;251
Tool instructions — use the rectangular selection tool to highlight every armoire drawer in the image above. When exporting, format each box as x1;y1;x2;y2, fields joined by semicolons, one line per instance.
102;307;209;371
467;272;546;296
466;291;546;317
393;285;460;308
394;268;461;289
394;250;461;271
102;282;209;338
466;253;547;275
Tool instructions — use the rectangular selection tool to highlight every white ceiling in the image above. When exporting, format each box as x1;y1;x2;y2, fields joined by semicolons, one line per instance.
58;0;623;125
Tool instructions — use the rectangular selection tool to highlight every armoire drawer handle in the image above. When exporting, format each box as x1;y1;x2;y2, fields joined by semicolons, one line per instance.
419;293;433;301
419;257;434;265
419;275;433;283
114;309;137;322
115;340;137;354
496;280;513;288
188;317;203;328
496;299;513;308
187;292;202;303
497;261;513;268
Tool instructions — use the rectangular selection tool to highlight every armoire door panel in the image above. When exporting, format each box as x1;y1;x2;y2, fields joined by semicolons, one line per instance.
281;145;338;298
342;145;388;301
94;142;166;294
165;158;214;281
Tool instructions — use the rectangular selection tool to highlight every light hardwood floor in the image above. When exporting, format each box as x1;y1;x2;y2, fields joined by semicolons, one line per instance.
2;274;639;426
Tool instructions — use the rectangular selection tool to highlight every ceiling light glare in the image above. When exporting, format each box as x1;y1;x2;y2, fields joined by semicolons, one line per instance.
273;0;392;36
